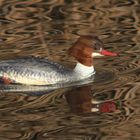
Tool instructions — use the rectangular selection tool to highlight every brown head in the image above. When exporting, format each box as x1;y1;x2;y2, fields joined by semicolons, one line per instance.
68;35;117;66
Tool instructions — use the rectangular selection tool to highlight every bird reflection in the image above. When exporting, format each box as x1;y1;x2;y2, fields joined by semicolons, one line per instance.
65;85;118;115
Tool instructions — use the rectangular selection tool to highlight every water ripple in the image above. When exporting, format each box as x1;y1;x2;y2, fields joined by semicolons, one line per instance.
0;0;140;139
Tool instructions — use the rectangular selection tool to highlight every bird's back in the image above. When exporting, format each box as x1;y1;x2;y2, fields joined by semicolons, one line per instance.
0;56;72;85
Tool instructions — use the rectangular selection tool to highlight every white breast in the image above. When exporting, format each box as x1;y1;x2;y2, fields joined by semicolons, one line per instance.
74;63;95;78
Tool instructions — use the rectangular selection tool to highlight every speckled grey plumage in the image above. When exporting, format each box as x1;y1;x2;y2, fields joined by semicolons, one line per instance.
0;56;79;85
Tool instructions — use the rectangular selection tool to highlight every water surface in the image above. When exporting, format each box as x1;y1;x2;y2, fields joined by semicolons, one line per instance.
0;0;140;139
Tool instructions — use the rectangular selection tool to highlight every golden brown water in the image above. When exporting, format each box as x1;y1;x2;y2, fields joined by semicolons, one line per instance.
0;0;140;139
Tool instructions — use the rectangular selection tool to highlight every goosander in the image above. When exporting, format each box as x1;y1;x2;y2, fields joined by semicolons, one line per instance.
0;35;117;86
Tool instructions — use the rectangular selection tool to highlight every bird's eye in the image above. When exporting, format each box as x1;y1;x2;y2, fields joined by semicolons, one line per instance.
94;42;101;50
92;38;103;51
94;43;99;50
92;41;97;49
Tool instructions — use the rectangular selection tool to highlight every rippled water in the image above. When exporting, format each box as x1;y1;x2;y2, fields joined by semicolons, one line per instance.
0;0;140;139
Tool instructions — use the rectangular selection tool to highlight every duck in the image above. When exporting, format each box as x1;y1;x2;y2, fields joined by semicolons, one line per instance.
0;35;117;86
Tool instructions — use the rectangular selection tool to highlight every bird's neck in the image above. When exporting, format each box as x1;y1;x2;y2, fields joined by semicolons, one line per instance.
74;62;95;77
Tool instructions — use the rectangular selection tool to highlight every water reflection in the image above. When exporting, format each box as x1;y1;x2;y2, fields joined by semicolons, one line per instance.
65;85;118;114
65;82;139;123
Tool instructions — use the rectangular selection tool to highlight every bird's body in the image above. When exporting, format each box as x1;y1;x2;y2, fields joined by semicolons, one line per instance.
0;35;117;86
0;57;95;85
0;57;74;85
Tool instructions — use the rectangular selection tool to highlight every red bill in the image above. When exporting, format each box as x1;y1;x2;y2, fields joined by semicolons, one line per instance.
100;49;117;56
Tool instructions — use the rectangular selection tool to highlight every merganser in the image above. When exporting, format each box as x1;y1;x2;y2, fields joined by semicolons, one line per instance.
0;35;117;86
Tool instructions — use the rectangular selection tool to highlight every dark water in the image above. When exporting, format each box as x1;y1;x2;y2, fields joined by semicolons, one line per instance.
0;0;140;139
